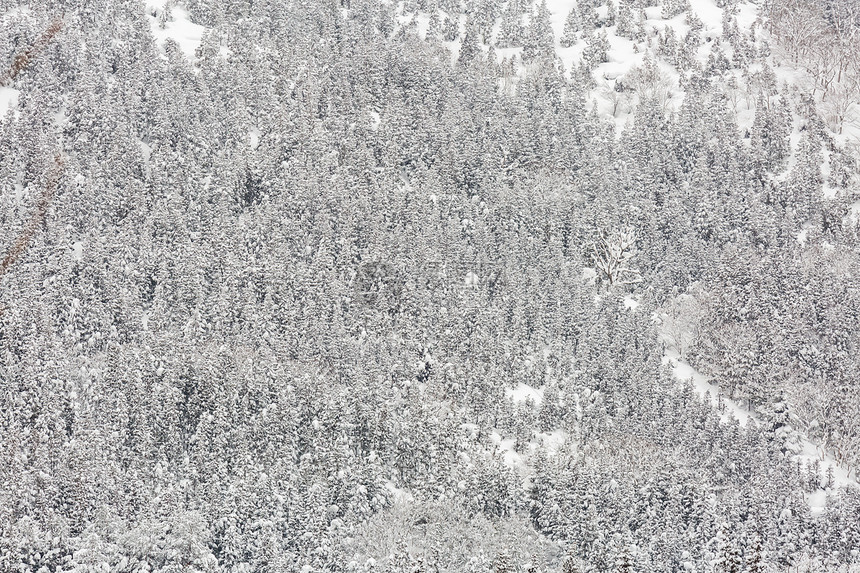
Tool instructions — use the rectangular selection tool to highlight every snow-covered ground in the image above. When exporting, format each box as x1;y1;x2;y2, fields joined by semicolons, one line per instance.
669;351;857;510
659;310;857;517
414;0;860;156
489;430;526;469
145;3;206;60
506;381;543;406
664;351;752;427
488;281;860;518
0;86;19;116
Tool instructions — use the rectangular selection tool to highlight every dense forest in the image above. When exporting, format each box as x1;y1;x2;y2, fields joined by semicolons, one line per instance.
1;0;859;571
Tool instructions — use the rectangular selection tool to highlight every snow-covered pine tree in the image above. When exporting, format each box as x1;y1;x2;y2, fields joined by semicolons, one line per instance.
560;7;580;48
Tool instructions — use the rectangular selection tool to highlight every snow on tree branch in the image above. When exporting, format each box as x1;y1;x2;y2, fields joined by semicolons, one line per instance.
589;226;643;289
0;155;65;281
0;18;64;86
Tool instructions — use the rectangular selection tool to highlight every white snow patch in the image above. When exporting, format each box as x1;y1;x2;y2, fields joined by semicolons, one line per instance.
580;267;597;284
807;490;827;517
665;352;752;427
384;481;414;503
623;295;640;311
369;111;381;131
412;14;431;39
590;33;647;132
460;423;479;439
735;2;759;30
489;431;526;470
643;6;663;20
440;13;466;65
689;0;724;36
506;382;543;406
735;96;757;133
544;0;574;39
146;4;206;61
71;241;83;262
139;140;153;178
249;127;261;150
794;439;856;489
646;11;691;38
556;41;585;79
139;140;152;163
0;87;20;116
537;429;567;455
52;106;68;128
850;200;860;224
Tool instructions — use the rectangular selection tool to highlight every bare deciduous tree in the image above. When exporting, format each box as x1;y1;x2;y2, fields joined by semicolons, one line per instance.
624;54;675;112
823;78;860;133
766;0;823;64
590;226;643;289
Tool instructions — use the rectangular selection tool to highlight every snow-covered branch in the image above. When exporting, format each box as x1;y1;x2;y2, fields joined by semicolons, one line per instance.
590;226;643;289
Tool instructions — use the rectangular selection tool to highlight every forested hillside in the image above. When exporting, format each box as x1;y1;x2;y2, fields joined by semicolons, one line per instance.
1;0;859;571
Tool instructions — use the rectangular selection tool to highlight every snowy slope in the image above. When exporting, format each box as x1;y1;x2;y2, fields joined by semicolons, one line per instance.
659;306;858;519
410;0;860;156
145;3;206;60
0;86;19;116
